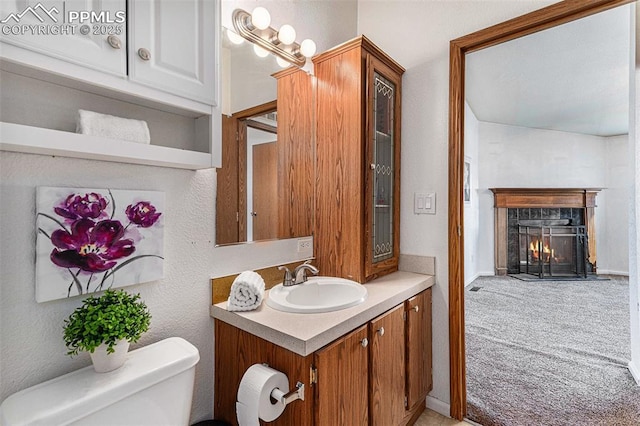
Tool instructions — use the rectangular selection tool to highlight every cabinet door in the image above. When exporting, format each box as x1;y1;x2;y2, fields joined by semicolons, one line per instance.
406;288;433;410
364;53;402;279
128;0;216;104
314;325;369;426
370;304;406;426
0;0;126;75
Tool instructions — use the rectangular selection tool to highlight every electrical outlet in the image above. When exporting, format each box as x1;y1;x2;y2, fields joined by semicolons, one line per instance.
297;237;313;253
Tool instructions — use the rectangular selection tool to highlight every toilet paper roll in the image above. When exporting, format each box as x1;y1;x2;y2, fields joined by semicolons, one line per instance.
236;364;289;426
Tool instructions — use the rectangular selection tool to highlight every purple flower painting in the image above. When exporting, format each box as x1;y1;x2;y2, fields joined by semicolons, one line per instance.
36;187;164;303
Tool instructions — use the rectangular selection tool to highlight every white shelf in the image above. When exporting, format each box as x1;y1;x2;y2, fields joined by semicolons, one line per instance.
0;122;213;170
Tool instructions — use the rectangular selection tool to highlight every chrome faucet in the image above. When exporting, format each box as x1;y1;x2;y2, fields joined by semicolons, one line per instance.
278;260;319;286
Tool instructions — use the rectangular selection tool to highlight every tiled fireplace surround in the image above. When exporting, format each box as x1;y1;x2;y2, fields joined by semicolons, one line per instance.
490;188;600;276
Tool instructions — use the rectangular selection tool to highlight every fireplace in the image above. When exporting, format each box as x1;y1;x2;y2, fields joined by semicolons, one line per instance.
490;188;600;278
517;220;588;278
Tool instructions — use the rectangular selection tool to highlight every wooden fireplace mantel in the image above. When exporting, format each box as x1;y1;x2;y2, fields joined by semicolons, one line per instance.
490;188;601;276
490;188;601;208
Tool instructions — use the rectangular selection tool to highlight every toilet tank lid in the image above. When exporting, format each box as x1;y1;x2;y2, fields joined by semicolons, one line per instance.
0;337;200;426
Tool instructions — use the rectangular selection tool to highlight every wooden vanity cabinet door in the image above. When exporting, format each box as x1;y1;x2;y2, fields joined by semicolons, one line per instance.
314;325;369;426
405;288;433;410
369;304;406;426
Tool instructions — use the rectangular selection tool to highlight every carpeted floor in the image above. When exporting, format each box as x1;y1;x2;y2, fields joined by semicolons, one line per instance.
465;275;640;426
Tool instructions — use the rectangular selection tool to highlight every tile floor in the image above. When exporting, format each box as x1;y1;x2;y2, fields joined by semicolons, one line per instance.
415;408;470;426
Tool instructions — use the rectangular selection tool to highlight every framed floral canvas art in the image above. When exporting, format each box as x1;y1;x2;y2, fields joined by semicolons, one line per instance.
35;187;165;303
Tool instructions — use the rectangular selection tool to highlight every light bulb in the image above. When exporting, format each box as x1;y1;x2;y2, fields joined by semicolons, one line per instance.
277;24;296;45
276;56;290;68
253;44;269;58
300;39;316;57
226;28;244;45
251;7;271;30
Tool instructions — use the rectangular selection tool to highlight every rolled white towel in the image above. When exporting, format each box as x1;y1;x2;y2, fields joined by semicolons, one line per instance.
227;271;266;312
76;109;151;144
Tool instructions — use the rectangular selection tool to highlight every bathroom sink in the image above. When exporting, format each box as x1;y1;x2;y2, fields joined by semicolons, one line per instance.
266;277;368;314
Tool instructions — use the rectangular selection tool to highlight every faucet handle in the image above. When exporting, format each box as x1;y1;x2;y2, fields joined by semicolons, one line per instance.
278;265;293;286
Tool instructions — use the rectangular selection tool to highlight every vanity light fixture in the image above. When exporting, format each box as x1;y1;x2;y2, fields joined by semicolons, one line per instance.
226;28;244;45
276;56;291;68
253;44;270;58
232;8;316;67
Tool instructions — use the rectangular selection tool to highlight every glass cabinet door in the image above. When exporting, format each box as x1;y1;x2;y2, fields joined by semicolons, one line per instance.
371;72;396;264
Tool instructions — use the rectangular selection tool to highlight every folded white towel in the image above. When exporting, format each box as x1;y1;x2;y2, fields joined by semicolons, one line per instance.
76;109;151;144
227;271;266;312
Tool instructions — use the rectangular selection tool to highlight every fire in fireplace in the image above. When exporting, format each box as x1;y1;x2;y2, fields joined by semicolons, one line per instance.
518;221;588;278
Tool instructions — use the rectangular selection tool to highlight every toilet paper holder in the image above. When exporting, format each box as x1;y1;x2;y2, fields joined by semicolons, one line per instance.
271;381;305;406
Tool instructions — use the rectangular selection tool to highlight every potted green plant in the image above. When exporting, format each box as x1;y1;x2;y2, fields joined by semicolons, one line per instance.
63;289;151;372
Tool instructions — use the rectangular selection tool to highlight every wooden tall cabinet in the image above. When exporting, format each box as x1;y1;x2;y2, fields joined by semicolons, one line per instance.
314;36;405;283
274;67;315;239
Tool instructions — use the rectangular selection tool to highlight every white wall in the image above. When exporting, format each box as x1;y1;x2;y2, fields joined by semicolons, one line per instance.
602;135;631;275
358;0;557;408
0;154;218;422
475;123;629;276
464;103;482;285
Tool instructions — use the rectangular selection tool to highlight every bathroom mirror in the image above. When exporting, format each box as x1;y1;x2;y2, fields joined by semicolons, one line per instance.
216;28;314;245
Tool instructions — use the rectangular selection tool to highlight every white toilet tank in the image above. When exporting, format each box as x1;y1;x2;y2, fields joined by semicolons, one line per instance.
0;337;200;426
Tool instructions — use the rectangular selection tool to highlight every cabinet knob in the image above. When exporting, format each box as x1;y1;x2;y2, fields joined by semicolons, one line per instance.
107;35;122;49
413;305;419;313
250;211;258;217
138;48;151;61
361;338;368;348
377;327;385;337
370;163;376;170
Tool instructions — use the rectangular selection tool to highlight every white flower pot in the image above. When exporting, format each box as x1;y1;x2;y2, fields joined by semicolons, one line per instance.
90;339;130;373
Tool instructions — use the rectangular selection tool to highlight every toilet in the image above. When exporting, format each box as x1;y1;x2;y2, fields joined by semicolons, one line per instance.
0;337;200;426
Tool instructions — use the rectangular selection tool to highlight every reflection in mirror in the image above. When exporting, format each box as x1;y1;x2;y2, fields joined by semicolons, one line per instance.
245;110;278;241
217;100;277;245
221;27;281;117
216;28;314;246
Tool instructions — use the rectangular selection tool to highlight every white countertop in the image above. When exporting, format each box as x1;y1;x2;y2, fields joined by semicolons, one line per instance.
210;271;435;356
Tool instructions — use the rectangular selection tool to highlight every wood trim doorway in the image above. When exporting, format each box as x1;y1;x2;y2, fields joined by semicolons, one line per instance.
447;0;633;420
217;100;277;244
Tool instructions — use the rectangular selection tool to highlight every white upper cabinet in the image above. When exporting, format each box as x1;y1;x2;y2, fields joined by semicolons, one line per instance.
129;0;215;105
0;0;221;168
0;0;127;76
0;0;217;108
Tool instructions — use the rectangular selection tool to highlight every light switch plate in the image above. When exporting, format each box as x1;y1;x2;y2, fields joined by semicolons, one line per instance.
414;192;436;214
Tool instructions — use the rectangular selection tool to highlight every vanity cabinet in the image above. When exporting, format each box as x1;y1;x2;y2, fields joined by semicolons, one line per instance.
369;305;406;425
214;287;432;426
405;289;433;412
314;325;369;425
214;320;315;426
314;36;404;283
